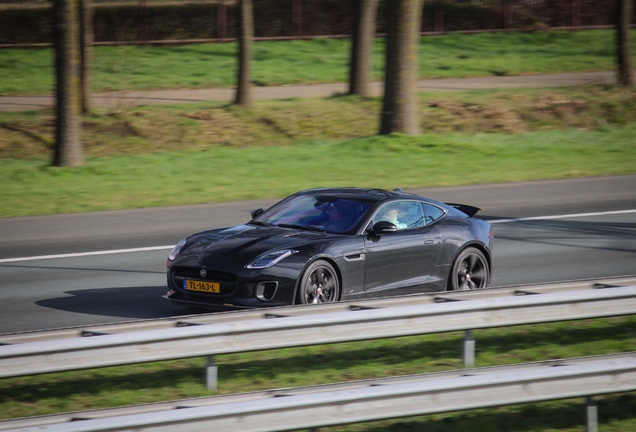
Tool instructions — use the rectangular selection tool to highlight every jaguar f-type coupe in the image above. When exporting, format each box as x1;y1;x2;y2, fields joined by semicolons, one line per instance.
165;187;493;310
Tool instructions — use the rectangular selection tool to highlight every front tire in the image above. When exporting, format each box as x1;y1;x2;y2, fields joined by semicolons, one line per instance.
298;260;340;304
448;247;489;291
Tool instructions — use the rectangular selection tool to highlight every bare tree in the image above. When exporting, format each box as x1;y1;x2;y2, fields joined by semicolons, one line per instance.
616;0;633;86
53;0;84;167
80;0;93;114
235;0;254;107
349;0;379;96
379;0;421;135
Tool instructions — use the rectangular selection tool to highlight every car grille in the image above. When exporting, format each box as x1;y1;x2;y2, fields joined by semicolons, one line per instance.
173;266;237;282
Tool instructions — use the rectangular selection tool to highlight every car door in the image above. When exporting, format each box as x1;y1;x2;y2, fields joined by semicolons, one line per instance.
362;201;444;295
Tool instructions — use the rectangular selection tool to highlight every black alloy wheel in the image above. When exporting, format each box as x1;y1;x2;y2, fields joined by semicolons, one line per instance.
298;260;340;304
448;247;489;291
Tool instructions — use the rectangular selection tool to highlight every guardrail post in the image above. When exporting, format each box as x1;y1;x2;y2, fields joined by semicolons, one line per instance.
463;330;475;367
206;356;218;391
586;396;598;432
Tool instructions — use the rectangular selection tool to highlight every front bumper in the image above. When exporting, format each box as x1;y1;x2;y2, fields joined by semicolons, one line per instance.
165;264;297;310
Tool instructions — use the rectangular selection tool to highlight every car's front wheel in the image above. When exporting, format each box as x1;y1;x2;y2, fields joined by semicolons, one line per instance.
448;247;489;291
298;260;340;304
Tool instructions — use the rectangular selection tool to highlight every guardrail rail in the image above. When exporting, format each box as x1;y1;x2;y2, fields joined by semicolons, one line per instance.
1;278;635;380
1;352;635;432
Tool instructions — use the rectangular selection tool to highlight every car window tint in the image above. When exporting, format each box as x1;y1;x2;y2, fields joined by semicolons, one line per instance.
261;196;322;225
372;201;412;230
321;199;371;233
372;201;446;230
422;203;445;225
260;195;371;233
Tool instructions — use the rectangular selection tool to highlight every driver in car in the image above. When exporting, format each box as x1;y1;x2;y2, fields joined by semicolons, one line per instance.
378;203;408;229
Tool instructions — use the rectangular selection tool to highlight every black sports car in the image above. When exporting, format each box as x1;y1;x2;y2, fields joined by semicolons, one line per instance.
165;187;493;310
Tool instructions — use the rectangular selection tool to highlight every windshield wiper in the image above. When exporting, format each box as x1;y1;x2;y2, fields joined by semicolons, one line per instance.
277;223;325;232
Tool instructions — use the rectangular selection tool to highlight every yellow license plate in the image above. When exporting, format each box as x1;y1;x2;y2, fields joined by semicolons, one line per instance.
184;280;220;293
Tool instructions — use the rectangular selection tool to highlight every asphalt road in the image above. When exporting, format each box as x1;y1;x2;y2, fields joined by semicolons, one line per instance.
0;71;618;112
1;175;635;334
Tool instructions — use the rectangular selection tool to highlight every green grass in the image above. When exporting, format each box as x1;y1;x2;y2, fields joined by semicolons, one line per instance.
2;124;636;217
0;29;630;95
1;316;635;430
1;30;635;218
2;85;636;217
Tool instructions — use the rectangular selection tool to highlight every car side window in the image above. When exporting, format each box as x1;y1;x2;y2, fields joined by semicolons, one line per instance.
371;201;417;230
371;202;406;230
421;203;445;225
372;201;446;230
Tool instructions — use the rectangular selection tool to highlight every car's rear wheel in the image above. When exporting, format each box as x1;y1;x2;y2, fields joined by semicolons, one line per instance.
448;247;489;291
298;260;340;304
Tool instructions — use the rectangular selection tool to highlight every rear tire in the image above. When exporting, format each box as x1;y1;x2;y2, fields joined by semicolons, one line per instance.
447;247;489;291
298;260;340;304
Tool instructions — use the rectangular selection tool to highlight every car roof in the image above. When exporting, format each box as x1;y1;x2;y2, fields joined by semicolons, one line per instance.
294;187;439;206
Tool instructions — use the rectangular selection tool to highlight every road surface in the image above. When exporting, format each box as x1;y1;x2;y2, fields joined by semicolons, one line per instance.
1;175;635;333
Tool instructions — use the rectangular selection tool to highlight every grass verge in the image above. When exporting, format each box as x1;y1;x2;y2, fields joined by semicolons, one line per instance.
1;316;635;430
1;85;635;217
0;29;630;95
2;126;635;217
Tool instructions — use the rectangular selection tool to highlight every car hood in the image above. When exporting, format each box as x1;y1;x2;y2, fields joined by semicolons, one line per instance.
175;224;331;266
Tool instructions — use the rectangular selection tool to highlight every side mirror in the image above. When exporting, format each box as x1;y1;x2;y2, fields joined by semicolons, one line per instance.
371;221;398;235
251;208;264;219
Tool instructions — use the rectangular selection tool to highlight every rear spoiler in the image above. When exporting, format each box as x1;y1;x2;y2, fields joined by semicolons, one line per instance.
445;203;481;218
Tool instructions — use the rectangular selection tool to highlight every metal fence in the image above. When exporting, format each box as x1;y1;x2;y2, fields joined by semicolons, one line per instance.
1;353;635;432
421;0;620;33
1;284;635;380
0;0;630;46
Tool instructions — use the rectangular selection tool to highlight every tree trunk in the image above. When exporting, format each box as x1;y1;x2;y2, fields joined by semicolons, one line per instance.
349;0;379;96
379;0;421;135
235;0;253;107
53;0;84;167
80;0;93;114
616;0;633;86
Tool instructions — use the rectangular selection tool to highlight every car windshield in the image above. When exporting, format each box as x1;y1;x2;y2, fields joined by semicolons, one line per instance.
255;194;373;234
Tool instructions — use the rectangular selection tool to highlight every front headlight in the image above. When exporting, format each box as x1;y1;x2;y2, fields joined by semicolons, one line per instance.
168;238;187;261
247;249;297;269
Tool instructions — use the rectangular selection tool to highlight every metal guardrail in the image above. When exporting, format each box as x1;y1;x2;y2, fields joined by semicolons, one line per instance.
1;282;635;379
3;277;635;345
2;352;635;432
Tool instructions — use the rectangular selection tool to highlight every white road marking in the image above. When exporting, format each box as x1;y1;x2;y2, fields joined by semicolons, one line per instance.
489;209;636;224
1;209;635;263
0;246;174;263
